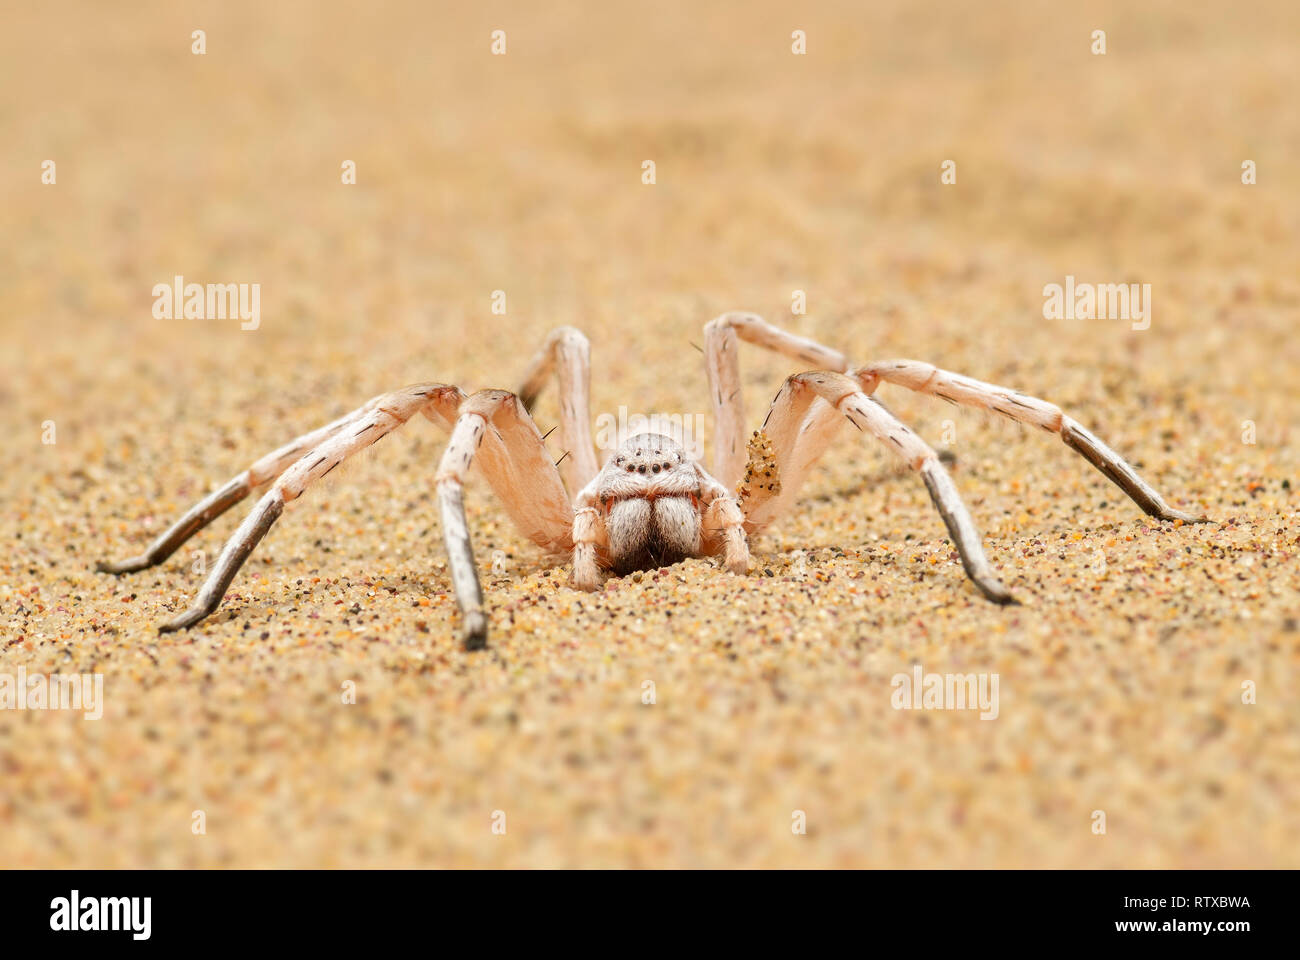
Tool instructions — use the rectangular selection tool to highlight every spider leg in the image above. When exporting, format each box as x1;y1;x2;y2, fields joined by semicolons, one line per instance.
157;384;464;633
516;326;599;491
567;473;608;591
745;372;1015;604
738;375;844;533
569;503;606;592
697;469;750;574
703;311;848;489
436;390;573;649
856;360;1206;523
96;396;401;574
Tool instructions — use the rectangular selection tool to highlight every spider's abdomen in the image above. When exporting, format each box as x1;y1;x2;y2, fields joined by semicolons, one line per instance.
606;495;701;575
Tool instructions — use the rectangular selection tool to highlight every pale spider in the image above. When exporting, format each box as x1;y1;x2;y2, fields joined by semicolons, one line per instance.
98;313;1204;649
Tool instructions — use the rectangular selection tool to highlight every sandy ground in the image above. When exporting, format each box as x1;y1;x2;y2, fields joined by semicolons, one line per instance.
2;0;1298;868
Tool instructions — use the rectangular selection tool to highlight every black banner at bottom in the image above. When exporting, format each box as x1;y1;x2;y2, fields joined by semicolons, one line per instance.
0;869;1277;948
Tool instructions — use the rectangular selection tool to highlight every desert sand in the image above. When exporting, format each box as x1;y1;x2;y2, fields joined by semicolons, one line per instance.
1;0;1297;867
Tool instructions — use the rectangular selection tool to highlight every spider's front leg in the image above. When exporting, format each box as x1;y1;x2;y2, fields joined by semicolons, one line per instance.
436;418;490;648
516;325;600;492
743;372;1016;604
435;390;576;649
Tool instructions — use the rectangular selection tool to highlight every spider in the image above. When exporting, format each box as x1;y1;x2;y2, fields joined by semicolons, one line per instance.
98;313;1205;649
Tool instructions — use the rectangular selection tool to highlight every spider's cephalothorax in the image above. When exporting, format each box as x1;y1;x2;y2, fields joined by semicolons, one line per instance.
98;313;1206;650
596;433;703;575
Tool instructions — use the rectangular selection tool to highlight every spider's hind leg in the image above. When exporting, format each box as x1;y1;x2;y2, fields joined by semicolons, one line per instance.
96;397;395;575
856;360;1207;523
155;384;463;633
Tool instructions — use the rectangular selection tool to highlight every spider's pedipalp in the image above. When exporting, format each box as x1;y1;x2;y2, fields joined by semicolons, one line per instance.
855;360;1207;523
571;506;606;591
700;485;749;575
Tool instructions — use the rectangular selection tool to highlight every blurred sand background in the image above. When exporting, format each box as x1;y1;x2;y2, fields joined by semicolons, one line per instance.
1;0;1297;867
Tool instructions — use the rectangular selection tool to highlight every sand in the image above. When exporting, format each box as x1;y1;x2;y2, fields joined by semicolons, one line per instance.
1;0;1297;867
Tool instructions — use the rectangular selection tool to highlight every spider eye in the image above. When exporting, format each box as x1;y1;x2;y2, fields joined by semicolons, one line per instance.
637;465;646;474
652;464;661;473
626;465;634;473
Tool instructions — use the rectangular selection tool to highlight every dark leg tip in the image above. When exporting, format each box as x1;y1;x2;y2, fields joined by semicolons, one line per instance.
97;557;146;575
461;611;489;651
976;578;1018;605
1153;508;1212;524
158;607;208;634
